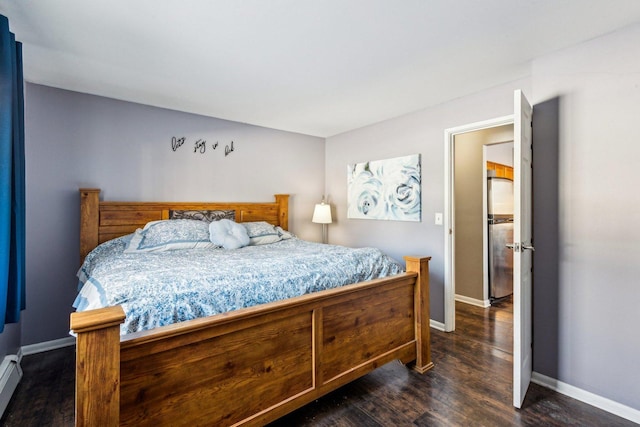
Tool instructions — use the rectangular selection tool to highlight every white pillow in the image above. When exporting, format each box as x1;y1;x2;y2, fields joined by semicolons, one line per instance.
209;219;250;249
125;219;218;253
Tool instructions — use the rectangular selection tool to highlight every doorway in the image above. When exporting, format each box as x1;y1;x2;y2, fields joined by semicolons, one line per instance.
452;126;513;308
443;115;515;332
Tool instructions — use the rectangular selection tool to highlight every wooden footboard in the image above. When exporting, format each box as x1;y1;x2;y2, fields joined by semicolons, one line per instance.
70;256;432;426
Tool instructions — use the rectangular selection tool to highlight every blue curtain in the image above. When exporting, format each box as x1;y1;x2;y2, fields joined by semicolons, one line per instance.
0;15;25;332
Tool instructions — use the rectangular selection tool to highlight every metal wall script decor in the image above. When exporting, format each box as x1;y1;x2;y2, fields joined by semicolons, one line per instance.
347;154;421;222
171;136;235;157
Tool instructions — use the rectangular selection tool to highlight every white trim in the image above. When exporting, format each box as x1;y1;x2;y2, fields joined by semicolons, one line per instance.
443;125;455;332
21;336;75;356
0;353;23;418
429;319;445;332
532;372;640;424
482;146;489;302
455;294;491;308
443;114;514;333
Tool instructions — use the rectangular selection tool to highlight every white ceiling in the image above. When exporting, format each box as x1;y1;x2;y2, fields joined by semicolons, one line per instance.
2;1;640;137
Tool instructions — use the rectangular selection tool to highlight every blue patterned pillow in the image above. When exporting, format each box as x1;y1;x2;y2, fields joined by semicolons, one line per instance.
275;226;295;240
125;219;219;253
242;221;283;246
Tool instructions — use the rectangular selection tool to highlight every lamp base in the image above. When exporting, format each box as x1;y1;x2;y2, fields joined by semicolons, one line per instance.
322;224;328;244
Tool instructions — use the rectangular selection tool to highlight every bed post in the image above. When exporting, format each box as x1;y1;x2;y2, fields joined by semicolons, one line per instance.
275;194;289;230
404;256;434;373
80;188;100;264
70;306;125;427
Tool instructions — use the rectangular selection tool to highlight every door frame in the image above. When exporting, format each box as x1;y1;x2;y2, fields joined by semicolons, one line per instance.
443;115;514;332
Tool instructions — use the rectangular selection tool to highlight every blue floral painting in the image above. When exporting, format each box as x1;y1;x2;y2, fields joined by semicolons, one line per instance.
347;154;421;221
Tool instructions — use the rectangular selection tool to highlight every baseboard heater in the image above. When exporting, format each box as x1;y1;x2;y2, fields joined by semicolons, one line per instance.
0;354;22;418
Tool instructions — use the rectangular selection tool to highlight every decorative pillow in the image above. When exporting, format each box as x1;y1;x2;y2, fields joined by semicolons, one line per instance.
242;221;283;246
169;209;235;222
275;226;295;240
124;219;218;253
209;219;250;250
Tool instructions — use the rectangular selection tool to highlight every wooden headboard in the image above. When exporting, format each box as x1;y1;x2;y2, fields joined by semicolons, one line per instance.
79;188;289;263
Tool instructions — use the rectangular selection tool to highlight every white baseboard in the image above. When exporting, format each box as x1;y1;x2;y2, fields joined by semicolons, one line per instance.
455;294;491;308
532;371;640;424
21;336;75;356
0;352;23;418
430;319;445;331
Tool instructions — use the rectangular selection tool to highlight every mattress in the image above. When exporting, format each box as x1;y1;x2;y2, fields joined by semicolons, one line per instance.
74;235;404;335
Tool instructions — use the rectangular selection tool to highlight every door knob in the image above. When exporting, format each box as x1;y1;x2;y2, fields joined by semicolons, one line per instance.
506;243;534;252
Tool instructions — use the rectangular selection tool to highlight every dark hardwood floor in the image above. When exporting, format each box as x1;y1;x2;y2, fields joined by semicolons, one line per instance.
1;299;634;426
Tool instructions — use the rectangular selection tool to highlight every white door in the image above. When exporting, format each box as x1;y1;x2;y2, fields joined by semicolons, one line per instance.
512;89;533;408
443;89;533;408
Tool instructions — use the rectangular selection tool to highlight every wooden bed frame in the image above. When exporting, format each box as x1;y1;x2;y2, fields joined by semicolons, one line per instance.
71;188;433;426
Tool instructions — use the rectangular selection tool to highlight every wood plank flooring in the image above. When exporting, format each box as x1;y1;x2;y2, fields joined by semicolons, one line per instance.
1;299;634;426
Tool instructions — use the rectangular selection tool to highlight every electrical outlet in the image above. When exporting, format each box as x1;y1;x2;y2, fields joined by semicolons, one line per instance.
435;212;443;225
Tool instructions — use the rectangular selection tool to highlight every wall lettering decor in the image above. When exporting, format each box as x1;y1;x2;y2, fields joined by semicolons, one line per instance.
194;139;206;153
171;136;186;151
225;141;235;156
171;137;234;157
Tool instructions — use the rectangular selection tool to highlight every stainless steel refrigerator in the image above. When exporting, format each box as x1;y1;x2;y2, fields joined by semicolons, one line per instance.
487;176;514;301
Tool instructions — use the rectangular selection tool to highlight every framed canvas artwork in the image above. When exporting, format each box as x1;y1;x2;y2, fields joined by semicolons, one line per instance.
347;154;421;221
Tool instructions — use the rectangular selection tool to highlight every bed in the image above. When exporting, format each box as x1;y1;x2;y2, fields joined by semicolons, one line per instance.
70;188;433;426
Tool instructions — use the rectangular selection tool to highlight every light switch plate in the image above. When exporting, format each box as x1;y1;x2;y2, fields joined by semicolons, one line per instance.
435;212;443;225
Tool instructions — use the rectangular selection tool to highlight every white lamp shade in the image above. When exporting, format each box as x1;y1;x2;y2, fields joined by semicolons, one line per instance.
312;203;332;224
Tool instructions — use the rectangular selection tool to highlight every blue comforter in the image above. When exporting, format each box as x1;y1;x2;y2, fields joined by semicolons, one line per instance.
74;236;404;335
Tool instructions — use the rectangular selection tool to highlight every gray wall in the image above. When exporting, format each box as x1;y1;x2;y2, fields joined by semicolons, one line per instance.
21;83;325;345
532;98;559;379
327;23;640;411
0;323;20;361
530;24;640;409
325;78;529;324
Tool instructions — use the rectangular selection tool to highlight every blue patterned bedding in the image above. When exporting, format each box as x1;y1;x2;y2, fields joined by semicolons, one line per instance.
73;236;404;335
